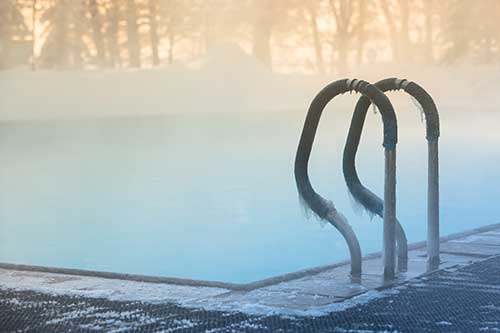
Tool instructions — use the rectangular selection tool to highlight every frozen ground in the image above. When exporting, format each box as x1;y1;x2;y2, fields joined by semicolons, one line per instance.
2;251;500;332
1;224;499;319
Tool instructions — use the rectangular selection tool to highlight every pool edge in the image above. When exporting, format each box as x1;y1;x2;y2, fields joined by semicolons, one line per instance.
1;222;500;292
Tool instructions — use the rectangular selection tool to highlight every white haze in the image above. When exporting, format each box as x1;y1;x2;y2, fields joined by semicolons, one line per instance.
1;44;499;122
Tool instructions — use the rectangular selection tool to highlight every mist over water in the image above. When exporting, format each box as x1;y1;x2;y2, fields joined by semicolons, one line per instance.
0;105;498;283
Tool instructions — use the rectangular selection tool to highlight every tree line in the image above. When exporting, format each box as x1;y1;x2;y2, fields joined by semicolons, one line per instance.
1;0;499;72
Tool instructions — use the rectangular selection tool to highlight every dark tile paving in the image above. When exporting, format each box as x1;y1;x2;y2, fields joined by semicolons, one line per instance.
2;255;500;332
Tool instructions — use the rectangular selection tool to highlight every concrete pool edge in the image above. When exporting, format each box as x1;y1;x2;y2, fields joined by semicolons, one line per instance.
1;222;500;292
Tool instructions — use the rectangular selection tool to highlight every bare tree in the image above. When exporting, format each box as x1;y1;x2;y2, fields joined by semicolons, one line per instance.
439;0;470;64
378;0;412;62
472;0;500;64
38;0;89;68
157;0;191;65
31;0;38;69
88;0;107;66
103;0;122;67
328;0;357;73
355;0;367;64
147;0;160;65
0;0;30;69
304;0;325;74
5;0;500;70
126;0;141;67
251;0;274;67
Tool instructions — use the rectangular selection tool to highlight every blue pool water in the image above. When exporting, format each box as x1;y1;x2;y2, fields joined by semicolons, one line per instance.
0;102;498;283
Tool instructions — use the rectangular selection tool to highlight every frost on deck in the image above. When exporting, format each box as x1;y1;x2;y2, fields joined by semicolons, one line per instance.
2;246;500;332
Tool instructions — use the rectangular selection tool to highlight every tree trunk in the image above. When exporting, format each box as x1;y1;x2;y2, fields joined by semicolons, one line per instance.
126;0;141;67
107;0;121;67
329;0;352;74
398;0;410;61
71;3;88;69
31;0;37;70
337;32;349;74
57;4;69;68
306;2;325;74
148;0;160;66
379;0;400;62
168;31;174;64
356;0;367;64
89;0;106;67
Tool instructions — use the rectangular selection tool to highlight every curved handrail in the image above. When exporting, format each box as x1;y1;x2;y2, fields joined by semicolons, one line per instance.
343;78;440;272
295;79;398;282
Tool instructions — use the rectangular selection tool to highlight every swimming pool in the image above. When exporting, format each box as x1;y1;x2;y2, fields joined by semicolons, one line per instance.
0;100;498;283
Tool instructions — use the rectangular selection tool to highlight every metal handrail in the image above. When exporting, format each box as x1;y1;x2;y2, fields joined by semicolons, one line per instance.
343;78;440;272
294;79;399;282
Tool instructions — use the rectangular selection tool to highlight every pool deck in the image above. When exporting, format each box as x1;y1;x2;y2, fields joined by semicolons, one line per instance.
2;223;500;331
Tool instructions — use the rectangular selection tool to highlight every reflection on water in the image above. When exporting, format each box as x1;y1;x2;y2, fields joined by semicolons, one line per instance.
0;106;498;283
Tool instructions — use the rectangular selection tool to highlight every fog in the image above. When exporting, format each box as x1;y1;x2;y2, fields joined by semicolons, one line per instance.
1;1;499;120
0;1;500;282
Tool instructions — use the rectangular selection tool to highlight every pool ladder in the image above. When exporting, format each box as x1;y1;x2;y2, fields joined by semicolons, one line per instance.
294;78;440;283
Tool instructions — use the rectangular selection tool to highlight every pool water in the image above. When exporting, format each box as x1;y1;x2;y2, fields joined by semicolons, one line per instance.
0;100;499;283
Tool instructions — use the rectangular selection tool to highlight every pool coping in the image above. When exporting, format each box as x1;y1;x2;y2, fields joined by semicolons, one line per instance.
2;222;500;292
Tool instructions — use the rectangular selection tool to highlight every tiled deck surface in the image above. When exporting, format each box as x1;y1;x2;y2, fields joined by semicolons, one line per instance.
2;226;500;332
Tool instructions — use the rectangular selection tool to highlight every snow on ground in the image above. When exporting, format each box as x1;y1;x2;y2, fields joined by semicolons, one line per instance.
193;288;398;317
0;267;396;317
0;268;228;305
36;300;194;332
